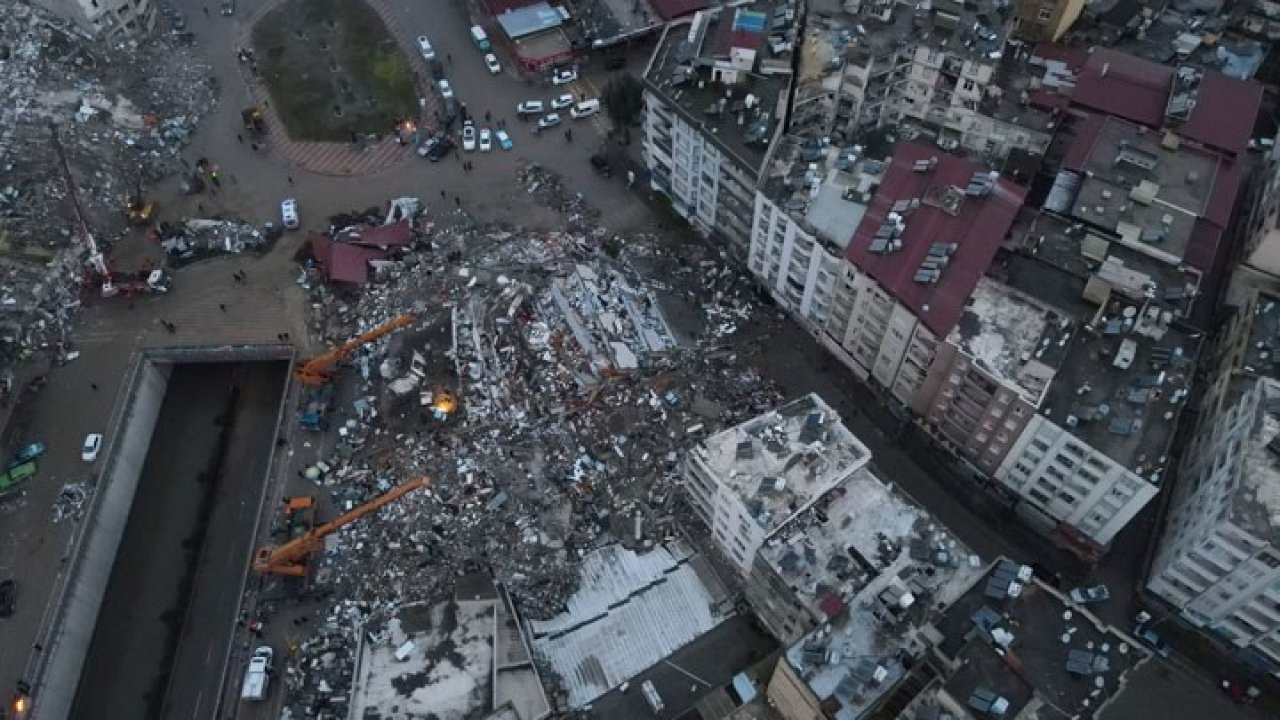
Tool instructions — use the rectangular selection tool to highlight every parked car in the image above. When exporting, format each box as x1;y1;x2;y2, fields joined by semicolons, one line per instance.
219;0;235;15
426;136;455;161
417;135;441;158
495;129;513;150
0;579;14;619
570;99;601;119
81;433;103;462
550;94;574;110
550;67;577;85
590;154;612;177
483;53;501;74
1133;625;1171;658
437;79;454;100
537;113;562;131
9;442;45;469
280;198;299;229
478;128;492;152
461;121;476;151
417;35;436;61
517;100;544;117
1068;585;1110;604
170;9;187;30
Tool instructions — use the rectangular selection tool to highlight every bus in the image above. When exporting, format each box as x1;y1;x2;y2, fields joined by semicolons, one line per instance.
470;25;490;51
0;460;37;497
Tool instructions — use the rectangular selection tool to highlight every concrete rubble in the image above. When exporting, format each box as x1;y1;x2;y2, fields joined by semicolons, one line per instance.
274;166;778;715
158;218;281;266
0;2;214;372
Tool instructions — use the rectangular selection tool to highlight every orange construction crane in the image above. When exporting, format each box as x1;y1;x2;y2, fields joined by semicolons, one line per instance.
294;314;416;387
252;476;430;576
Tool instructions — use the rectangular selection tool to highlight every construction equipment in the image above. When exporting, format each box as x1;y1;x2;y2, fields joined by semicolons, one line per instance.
253;476;429;576
279;496;315;540
298;385;333;430
242;106;266;135
124;180;156;226
294;314;416;387
50;123;113;296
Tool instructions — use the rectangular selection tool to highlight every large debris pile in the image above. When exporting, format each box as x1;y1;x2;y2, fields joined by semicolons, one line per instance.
0;3;215;368
276;169;778;714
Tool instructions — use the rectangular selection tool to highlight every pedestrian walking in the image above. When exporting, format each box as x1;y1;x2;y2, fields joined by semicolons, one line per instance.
198;203;204;212
203;5;209;14
210;172;221;187
250;141;259;152
454;195;461;206
283;332;290;341
440;190;447;199
219;303;227;312
485;111;491;122
287;176;294;185
236;134;243;143
90;383;98;391
447;52;452;64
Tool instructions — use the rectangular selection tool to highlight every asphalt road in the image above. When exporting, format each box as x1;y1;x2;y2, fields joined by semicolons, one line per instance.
67;362;283;720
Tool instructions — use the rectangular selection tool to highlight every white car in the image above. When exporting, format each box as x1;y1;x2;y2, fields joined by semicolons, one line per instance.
437;79;454;100
517;100;544;116
550;68;577;85
462;122;476;151
484;53;501;74
570;99;601;119
537;113;562;130
417;35;435;61
82;433;103;462
479;128;492;152
280;198;299;229
550;93;574;110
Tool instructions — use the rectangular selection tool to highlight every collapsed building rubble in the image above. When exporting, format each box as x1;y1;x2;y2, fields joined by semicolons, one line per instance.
0;2;214;371
273;173;781;715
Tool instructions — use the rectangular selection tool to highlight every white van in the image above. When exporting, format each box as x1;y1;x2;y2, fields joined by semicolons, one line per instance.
470;25;491;51
570;99;600;119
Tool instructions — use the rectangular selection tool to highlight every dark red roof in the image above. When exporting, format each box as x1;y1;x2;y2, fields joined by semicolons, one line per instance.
650;0;708;20
1181;72;1263;157
1060;111;1107;172
818;593;846;620
1028;88;1069;112
348;220;414;248
1031;43;1089;71
709;14;762;59
1070;49;1173;128
845;143;1027;338
309;235;385;284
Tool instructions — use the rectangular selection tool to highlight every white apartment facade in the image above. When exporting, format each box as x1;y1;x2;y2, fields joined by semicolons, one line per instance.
996;415;1159;556
34;0;156;37
1148;376;1280;672
749;194;855;330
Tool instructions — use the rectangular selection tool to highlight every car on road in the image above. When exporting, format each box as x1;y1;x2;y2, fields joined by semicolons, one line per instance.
1133;624;1171;658
495;129;513;150
550;94;574;110
462;122;477;151
81;433;103;462
479;128;492;152
9;442;45;469
590;154;612;177
570;99;601;119
219;0;235;15
0;579;14;619
517;100;544;117
537;113;562;131
437;79;454;100
550;67;577;85
1068;585;1110;604
417;135;449;161
417;35;436;61
280;198;299;230
170;9;187;30
484;53;501;74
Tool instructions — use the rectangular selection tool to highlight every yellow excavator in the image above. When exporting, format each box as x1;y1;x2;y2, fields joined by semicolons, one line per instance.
294;314;416;387
253;477;430;576
124;182;155;226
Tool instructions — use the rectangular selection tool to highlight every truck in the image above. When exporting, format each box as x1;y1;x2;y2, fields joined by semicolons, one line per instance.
298;384;334;431
0;460;38;498
8;442;45;469
470;25;490;51
241;646;274;701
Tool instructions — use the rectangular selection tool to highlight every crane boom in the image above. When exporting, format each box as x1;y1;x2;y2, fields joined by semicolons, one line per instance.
253;476;429;576
294;314;416;387
50;123;113;294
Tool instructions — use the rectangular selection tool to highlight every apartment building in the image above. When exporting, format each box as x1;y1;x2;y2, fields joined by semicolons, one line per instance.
681;394;870;575
642;3;795;256
1012;0;1086;42
34;0;156;37
1147;293;1280;675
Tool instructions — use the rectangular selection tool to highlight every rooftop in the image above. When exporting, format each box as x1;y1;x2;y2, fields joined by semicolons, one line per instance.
1244;291;1280;377
760;136;884;248
1070;48;1175;129
845;142;1028;337
689;393;870;536
1056;113;1244;275
950;277;1073;407
1002;213;1202;474
527;541;729;709
1232;377;1280;546
493;2;563;40
776;475;982;720
932;559;1149;719
761;465;982;628
645;2;796;174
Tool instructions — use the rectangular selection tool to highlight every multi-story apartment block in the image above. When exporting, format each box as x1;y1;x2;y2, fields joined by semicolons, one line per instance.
642;2;796;256
681;394;870;575
1012;0;1086;42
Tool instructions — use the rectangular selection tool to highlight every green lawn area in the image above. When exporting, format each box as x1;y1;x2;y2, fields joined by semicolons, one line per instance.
252;0;417;141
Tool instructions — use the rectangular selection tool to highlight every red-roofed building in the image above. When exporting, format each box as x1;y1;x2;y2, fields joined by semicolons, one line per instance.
340;220;415;248
649;0;707;21
308;235;386;285
1180;72;1264;158
1069;49;1173;128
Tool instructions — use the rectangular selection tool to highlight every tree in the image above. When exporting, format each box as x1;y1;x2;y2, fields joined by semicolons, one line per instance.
601;73;644;144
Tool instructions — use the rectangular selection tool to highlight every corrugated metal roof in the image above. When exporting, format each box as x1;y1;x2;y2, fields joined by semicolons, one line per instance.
495;2;563;39
1070;49;1173;128
844;143;1027;338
